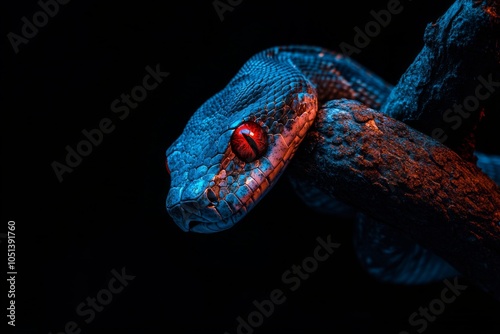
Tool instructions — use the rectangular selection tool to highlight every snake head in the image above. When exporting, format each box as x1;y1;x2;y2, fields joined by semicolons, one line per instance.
166;54;317;232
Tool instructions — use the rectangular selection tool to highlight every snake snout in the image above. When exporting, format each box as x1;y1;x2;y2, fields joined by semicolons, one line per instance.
167;188;227;233
168;202;200;232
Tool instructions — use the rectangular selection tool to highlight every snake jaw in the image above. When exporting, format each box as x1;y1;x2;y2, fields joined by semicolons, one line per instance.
167;190;246;233
168;202;223;233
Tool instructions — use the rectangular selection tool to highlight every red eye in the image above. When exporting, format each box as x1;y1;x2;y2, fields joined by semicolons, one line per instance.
230;121;268;162
165;157;171;175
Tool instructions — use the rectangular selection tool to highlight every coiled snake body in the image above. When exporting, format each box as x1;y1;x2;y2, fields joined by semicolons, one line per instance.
165;45;500;284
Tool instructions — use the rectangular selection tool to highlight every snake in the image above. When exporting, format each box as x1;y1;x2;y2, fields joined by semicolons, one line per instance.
165;45;500;284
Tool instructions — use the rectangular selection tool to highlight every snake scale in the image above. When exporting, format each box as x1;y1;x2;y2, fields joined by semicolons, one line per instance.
165;45;500;285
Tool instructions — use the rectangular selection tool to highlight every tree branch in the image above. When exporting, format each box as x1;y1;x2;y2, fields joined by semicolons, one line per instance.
381;0;500;161
289;99;500;299
290;0;500;298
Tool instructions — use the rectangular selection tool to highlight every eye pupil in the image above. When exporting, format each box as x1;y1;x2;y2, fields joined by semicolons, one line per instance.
230;121;268;162
242;133;260;156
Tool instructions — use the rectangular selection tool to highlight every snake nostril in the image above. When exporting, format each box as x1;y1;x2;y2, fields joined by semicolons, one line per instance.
206;188;218;204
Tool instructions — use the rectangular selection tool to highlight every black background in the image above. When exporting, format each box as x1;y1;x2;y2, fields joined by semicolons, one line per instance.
2;0;500;333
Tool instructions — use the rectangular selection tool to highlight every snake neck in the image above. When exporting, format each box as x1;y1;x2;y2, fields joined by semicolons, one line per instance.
260;45;393;109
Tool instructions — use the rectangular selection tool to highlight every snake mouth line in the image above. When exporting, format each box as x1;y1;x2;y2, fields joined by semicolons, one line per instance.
186;220;219;233
168;197;239;233
169;163;284;233
178;204;240;233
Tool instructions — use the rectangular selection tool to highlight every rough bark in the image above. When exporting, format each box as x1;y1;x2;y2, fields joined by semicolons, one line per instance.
381;0;500;162
289;99;500;299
